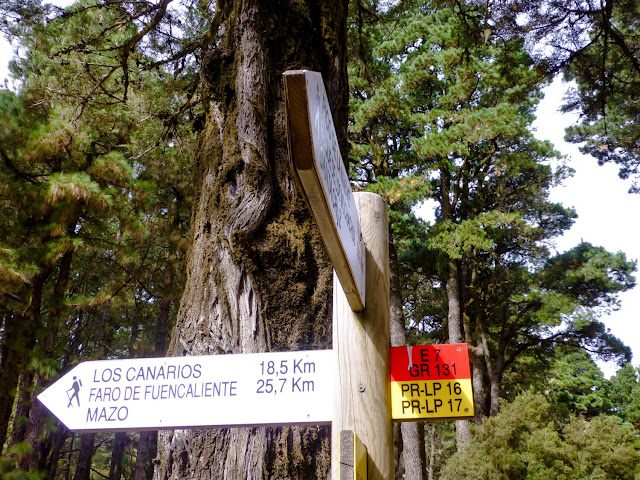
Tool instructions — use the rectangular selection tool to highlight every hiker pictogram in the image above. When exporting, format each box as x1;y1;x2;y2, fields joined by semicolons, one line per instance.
67;376;82;407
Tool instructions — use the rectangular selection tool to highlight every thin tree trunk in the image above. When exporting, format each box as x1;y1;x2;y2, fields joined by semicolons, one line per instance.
21;248;75;471
0;312;22;453
477;312;504;416
109;432;127;480
389;240;426;480
134;296;170;480
17;375;50;471
427;424;436;480
134;431;156;480
47;425;68;480
471;350;486;423
133;328;160;480
446;260;463;345
154;0;347;478
72;433;95;480
65;432;75;480
446;260;471;447
401;422;427;480
0;268;49;454
9;369;33;446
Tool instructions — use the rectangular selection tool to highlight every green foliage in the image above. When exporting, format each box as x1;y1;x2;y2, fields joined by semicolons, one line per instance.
541;242;637;309
348;0;636;427
429;212;523;259
492;0;640;191
609;364;640;429
441;392;640;480
546;349;610;417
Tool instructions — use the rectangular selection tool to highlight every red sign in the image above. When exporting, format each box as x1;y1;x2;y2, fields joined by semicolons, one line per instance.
390;344;471;381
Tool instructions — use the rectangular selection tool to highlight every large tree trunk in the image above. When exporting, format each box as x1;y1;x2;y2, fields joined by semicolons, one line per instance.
154;0;347;478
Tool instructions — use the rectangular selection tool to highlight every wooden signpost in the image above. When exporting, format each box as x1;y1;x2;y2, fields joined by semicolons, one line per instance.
331;193;393;480
38;70;473;480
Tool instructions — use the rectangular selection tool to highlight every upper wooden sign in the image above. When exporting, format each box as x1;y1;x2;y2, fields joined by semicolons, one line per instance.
284;70;366;312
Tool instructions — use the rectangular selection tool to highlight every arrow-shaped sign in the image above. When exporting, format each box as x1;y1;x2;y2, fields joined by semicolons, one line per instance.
38;350;334;432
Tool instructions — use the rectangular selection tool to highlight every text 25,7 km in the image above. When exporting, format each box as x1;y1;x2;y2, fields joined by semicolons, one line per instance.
38;350;334;432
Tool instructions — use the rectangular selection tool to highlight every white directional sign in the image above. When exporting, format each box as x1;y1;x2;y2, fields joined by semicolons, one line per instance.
38;350;334;432
284;70;366;312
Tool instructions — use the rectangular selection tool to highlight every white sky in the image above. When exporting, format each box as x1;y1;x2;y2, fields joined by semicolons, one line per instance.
533;78;640;376
1;6;638;376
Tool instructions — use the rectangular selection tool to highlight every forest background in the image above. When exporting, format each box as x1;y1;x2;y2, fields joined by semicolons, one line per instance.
1;0;640;479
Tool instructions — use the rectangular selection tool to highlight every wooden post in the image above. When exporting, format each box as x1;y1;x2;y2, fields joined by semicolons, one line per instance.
332;192;392;480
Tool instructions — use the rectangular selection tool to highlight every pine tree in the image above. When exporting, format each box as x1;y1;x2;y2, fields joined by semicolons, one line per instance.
347;0;636;451
487;0;640;191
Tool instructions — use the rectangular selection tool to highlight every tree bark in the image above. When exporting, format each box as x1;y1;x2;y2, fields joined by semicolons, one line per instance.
46;425;68;480
109;432;127;480
154;0;347;478
72;433;96;480
445;260;471;447
389;240;426;480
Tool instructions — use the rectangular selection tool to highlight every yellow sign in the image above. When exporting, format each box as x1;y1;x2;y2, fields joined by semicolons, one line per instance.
391;379;474;420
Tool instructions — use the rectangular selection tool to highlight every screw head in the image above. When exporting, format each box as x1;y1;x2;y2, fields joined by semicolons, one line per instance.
358;384;365;393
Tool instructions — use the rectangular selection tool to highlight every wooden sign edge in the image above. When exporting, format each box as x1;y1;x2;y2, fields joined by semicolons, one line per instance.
284;70;365;312
54;419;333;435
